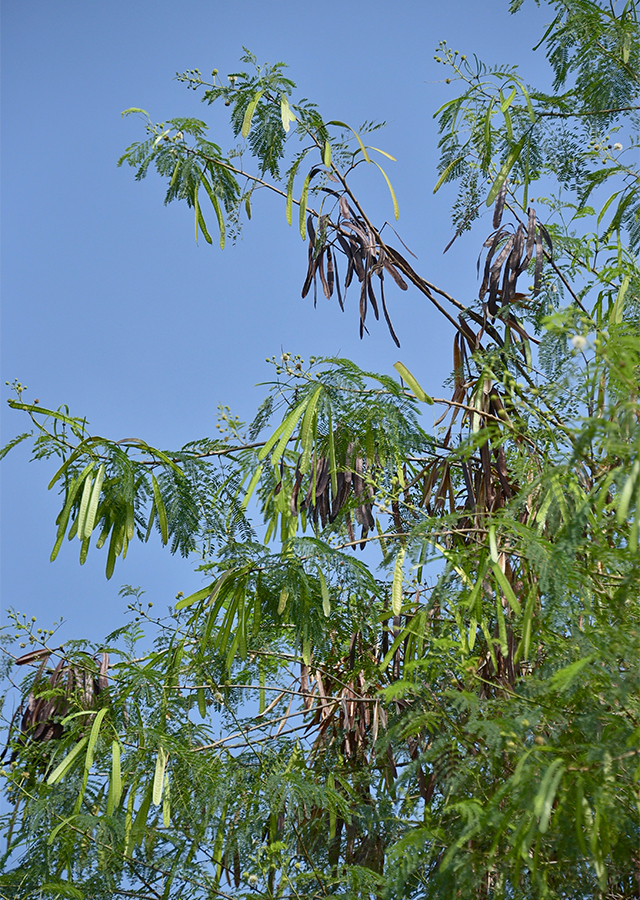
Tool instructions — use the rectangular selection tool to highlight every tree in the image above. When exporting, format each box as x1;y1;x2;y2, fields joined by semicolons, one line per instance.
1;1;639;897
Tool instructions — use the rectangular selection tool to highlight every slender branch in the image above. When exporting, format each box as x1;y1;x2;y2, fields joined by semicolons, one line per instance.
544;250;588;314
193;698;346;752
332;526;489;552
218;719;319;750
291;818;330;898
430;397;512;426
184;144;320;218
176;682;377;703
537;104;640;117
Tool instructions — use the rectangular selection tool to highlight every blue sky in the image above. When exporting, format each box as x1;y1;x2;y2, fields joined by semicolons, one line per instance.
1;0;551;643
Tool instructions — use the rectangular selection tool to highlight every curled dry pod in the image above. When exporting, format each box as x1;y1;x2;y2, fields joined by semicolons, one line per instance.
15;648;52;666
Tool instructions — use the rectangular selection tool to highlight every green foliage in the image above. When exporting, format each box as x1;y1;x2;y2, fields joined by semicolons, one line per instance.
3;3;640;898
119;52;399;254
433;1;640;258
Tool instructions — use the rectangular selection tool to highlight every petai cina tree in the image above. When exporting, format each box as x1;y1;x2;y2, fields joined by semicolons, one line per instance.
1;1;640;897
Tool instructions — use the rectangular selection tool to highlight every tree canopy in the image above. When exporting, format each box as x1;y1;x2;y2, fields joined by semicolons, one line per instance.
2;1;640;898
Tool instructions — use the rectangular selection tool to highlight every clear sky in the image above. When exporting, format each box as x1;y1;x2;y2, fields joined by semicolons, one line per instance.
1;0;552;644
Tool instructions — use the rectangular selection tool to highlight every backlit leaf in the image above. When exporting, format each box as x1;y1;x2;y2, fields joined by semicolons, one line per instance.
318;568;331;617
152;473;169;545
486;135;526;206
280;94;296;132
299;171;311;240
433;156;464;194
153;747;168;806
326;120;371;162
394;362;433;403
372;160;399;220
76;467;95;542
83;463;105;539
47;736;89;785
392;547;405;616
241;90;264;138
106;741;122;815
